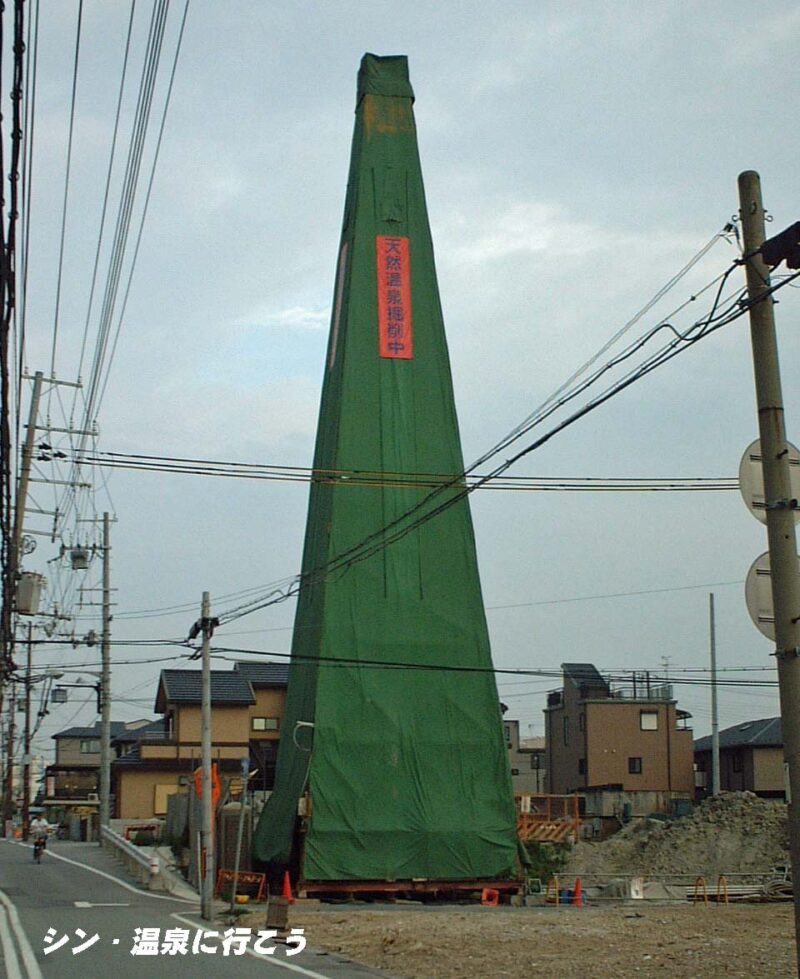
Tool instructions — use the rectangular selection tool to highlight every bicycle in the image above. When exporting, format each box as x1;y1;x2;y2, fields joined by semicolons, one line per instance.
33;834;46;863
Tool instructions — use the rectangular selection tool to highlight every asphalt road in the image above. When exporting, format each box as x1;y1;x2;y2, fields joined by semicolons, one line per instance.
0;839;387;979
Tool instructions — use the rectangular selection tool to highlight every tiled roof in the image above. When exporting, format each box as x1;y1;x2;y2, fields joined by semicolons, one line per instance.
155;669;255;711
695;717;782;752
54;721;128;740
233;660;289;687
112;719;168;743
562;663;608;689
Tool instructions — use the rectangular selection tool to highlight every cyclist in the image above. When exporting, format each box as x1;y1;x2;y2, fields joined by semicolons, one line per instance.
30;815;49;860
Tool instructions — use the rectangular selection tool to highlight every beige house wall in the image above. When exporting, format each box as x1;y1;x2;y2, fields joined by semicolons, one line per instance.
56;737;102;767
547;687;694;796
117;770;184;820
173;704;251;743
586;701;693;793
249;688;286;741
139;742;247;762
752;747;784;793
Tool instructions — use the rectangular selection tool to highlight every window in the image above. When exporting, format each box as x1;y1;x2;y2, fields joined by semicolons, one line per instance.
732;751;743;773
628;756;643;774
640;711;659;731
80;739;100;754
252;717;279;732
578;758;586;775
563;717;569;746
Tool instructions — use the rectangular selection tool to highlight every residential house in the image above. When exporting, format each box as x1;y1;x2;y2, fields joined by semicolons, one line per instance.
112;670;255;820
545;663;694;829
233;660;289;794
694;716;785;800
44;719;152;831
111;663;289;821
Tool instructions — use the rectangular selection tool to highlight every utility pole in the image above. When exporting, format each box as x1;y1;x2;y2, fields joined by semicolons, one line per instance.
99;512;111;835
22;623;32;840
738;170;800;970
12;371;43;563
200;591;214;921
3;681;15;834
709;593;720;796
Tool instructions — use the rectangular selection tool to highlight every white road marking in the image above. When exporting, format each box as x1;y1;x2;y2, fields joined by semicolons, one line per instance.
73;901;130;908
0;904;23;979
0;887;43;979
170;910;336;979
4;840;197;904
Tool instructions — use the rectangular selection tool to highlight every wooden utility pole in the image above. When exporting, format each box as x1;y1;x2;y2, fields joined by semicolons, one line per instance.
738;170;800;970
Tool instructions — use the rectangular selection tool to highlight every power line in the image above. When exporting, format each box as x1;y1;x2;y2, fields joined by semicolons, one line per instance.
95;0;190;418
485;579;744;611
217;258;796;627
49;0;83;380
70;452;739;492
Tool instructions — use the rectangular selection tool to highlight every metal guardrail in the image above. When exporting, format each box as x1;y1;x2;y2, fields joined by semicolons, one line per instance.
101;825;163;889
544;871;789;905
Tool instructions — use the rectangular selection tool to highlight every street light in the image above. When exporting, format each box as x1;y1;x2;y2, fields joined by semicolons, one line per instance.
22;668;64;841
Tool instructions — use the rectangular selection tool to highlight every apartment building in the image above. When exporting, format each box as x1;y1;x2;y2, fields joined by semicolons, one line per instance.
545;663;694;825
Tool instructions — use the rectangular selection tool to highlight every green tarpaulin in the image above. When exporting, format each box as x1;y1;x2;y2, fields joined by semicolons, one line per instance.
253;53;518;882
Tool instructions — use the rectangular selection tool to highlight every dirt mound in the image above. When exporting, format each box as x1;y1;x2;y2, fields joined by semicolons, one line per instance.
566;792;788;878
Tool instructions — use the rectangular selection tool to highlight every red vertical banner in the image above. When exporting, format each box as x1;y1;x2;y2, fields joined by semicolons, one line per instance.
376;235;413;359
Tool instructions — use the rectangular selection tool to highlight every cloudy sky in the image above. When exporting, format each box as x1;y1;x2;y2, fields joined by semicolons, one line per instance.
16;0;800;760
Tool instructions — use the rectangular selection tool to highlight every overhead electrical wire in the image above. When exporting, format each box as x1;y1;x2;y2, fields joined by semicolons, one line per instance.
38;0;188;580
203;645;780;687
15;0;40;451
214;259;799;627
95;0;190;418
70;451;738;492
49;0;83;381
72;0;137;399
470;229;734;470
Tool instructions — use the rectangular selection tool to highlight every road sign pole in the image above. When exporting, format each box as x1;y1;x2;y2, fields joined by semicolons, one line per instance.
738;170;800;969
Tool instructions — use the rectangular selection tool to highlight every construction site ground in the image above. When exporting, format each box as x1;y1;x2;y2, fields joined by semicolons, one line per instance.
240;902;795;978
237;794;793;976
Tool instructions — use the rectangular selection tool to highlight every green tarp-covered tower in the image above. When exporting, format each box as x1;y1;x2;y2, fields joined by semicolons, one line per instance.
253;53;518;882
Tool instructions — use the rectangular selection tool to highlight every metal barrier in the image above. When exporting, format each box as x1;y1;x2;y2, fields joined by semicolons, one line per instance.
716;875;729;906
692;876;708;906
101;825;164;891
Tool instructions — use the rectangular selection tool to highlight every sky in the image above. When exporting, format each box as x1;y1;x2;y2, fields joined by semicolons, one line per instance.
12;0;800;763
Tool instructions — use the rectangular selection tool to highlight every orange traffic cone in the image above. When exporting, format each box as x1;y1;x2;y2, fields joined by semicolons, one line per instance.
480;887;500;907
282;871;294;904
573;877;583;907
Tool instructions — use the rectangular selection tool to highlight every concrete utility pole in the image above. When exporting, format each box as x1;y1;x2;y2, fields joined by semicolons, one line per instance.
22;623;32;840
738;170;800;969
709;594;720;796
99;512;112;835
200;591;214;921
3;682;15;834
12;371;44;562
